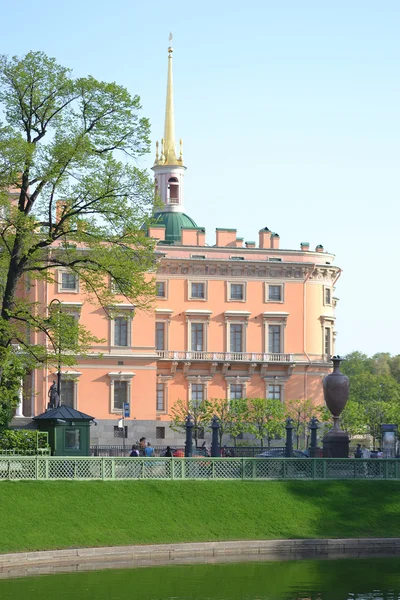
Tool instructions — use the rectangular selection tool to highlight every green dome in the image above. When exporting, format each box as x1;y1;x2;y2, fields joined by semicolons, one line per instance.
152;211;198;244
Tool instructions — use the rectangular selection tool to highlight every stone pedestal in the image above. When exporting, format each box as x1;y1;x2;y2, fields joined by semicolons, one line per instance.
323;428;349;458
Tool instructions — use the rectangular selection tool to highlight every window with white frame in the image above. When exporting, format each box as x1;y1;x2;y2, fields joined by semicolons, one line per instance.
156;383;165;411
156;281;166;298
113;380;128;411
268;324;282;353
324;286;332;306
268;384;281;401
191;322;204;351
59;270;78;292
60;379;75;408
267;283;284;302
114;316;128;346
230;384;243;399
191;383;204;407
190;282;206;300
230;324;244;352
229;283;245;301
155;322;166;350
325;327;331;357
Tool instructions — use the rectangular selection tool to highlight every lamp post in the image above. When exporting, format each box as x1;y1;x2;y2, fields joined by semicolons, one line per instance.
49;298;62;400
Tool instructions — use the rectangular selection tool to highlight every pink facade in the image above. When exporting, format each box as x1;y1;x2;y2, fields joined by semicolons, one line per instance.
14;46;341;446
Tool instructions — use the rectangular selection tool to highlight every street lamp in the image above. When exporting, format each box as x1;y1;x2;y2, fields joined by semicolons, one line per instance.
49;298;62;401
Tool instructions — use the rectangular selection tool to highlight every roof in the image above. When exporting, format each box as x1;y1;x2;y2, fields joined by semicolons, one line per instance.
33;405;94;422
152;211;198;244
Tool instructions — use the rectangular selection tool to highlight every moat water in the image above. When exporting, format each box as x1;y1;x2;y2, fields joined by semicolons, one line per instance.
2;557;400;599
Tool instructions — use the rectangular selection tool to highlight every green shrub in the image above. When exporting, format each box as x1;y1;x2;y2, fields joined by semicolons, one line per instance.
0;429;49;454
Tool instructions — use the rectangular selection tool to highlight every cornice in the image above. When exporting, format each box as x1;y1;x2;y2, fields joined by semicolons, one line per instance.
157;260;339;282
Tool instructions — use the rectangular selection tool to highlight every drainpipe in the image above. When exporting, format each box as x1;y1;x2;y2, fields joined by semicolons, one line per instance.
303;264;317;401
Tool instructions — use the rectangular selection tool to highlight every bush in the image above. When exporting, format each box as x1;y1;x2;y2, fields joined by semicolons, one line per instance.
0;429;49;454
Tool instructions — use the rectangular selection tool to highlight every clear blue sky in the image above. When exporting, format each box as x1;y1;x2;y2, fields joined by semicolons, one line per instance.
2;0;400;356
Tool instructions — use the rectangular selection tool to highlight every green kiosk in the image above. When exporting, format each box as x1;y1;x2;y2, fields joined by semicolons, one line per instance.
33;405;95;456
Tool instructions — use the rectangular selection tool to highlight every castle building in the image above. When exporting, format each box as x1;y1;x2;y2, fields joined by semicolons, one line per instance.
15;45;340;446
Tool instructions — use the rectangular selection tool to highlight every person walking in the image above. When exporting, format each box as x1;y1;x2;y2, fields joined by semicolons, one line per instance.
129;444;139;457
145;441;155;457
164;446;173;457
139;437;146;456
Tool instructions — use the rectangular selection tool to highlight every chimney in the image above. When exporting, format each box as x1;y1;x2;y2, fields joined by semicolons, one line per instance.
216;228;237;247
245;241;256;248
315;244;324;253
259;228;271;249
235;238;244;248
197;228;206;246
300;242;310;252
270;233;280;249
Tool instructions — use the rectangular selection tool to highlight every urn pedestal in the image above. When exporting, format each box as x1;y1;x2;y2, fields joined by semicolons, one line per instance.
322;356;350;458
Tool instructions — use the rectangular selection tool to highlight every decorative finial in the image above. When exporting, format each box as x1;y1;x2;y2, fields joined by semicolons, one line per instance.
179;138;183;161
155;140;159;160
168;32;173;55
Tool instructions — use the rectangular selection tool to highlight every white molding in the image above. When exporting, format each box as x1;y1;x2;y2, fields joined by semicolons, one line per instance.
224;310;251;317
185;309;213;315
155;308;173;314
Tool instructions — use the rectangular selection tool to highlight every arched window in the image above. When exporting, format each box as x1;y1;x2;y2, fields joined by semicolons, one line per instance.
168;177;179;204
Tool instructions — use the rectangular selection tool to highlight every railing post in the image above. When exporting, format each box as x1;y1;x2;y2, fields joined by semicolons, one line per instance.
111;458;115;480
35;457;38;480
323;459;327;479
171;458;174;480
312;458;316;480
212;459;215;480
384;460;388;480
242;458;245;480
252;459;256;480
74;460;77;479
354;458;357;479
102;458;105;480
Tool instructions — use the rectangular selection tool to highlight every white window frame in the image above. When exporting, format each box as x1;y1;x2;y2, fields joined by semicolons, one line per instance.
263;313;288;354
188;280;208;301
226;320;248;353
108;372;135;414
155;320;168;351
156;280;168;300
156;382;167;412
190;321;206;352
227;281;246;302
264;379;286;403
58;269;79;293
187;378;210;404
109;306;135;348
185;311;212;353
225;377;249;400
265;282;285;303
323;285;332;306
267;383;282;402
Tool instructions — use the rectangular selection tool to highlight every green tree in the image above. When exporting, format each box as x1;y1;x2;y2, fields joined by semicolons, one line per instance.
0;51;156;378
0;347;29;429
207;397;249;446
169;398;213;447
340;400;367;438
246;398;285;448
285;398;327;449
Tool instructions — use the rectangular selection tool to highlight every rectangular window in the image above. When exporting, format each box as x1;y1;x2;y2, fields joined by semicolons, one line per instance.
191;323;204;351
191;384;204;407
191;282;205;299
113;425;128;438
64;428;80;451
155;322;165;351
268;325;281;353
113;380;127;411
230;384;243;400
325;328;331;356
60;379;74;408
156;281;166;298
156;426;165;440
60;271;78;291
268;285;282;302
114;317;128;346
230;284;244;300
230;324;243;353
268;384;281;401
324;287;332;305
156;383;165;411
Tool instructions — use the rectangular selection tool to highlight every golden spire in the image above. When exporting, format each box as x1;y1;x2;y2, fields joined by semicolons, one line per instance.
161;34;183;166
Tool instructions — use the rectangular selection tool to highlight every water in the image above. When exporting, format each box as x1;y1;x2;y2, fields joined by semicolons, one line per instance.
2;557;400;599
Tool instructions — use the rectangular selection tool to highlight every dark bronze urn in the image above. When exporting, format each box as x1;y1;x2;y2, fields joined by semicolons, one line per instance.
323;355;350;429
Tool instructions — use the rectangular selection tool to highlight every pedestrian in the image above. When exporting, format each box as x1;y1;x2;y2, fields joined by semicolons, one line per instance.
354;444;362;458
362;445;370;459
377;447;383;458
139;437;146;456
129;444;139;457
164;446;173;457
145;441;155;457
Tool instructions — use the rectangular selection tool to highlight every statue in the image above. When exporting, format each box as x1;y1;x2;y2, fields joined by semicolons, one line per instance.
48;381;60;409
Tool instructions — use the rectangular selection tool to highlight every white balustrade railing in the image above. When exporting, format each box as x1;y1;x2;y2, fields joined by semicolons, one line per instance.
156;350;294;362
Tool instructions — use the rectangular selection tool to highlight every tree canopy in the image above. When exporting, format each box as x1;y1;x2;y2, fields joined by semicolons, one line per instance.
0;51;156;374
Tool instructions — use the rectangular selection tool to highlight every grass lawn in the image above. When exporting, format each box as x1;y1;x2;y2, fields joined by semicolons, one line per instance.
1;480;400;553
